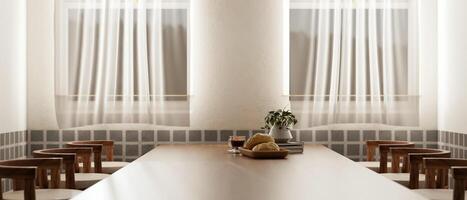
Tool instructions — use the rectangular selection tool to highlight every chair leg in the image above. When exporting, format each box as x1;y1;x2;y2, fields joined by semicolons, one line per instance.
453;178;465;200
24;178;36;200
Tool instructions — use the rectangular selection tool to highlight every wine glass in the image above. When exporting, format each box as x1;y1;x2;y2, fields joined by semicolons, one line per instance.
228;136;246;153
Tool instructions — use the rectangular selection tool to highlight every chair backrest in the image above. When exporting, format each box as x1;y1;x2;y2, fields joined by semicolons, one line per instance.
390;148;451;189
66;140;114;161
0;165;36;200
452;167;467;200
0;158;62;190
33;148;93;189
0;159;60;200
365;140;415;173
66;141;105;173
366;140;415;161
423;158;467;189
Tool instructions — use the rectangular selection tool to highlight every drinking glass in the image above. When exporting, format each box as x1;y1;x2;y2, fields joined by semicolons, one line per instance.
228;136;246;153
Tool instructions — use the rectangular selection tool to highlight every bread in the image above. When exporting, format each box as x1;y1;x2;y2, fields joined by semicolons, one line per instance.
243;133;275;150
252;142;280;152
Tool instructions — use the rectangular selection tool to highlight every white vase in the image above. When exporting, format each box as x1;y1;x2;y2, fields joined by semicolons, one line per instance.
268;125;292;143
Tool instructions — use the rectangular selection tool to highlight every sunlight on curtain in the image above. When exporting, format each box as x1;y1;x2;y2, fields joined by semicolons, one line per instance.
290;0;419;128
55;0;189;128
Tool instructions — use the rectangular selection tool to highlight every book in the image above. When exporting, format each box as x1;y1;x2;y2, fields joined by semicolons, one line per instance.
286;149;304;154
277;142;304;146
277;142;304;154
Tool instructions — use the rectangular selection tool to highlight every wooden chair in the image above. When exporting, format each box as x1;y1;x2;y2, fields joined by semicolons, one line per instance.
381;148;451;189
0;158;81;200
33;148;110;190
358;140;415;173
413;158;467;200
66;140;130;174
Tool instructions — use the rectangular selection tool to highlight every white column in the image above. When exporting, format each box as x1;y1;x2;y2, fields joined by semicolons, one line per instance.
27;0;58;129
438;0;467;133
0;0;27;132
191;0;288;129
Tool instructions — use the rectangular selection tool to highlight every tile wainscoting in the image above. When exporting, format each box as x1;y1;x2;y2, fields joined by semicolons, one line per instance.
436;131;467;188
0;130;28;192
439;131;467;158
28;129;439;162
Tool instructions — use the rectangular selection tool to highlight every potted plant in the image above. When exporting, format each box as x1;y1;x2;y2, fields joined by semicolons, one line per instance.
261;108;298;143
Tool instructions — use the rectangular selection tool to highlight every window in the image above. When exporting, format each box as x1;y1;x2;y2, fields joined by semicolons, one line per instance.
288;0;419;127
54;0;190;128
67;8;188;100
60;1;189;101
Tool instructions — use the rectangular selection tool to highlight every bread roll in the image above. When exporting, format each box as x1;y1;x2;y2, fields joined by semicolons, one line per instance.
252;142;280;152
243;133;275;150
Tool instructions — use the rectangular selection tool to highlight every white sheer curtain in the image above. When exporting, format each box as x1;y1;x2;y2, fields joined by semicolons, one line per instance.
290;0;419;128
55;0;189;128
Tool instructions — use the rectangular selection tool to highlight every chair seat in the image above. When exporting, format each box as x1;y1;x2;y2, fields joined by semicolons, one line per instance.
79;161;130;174
381;173;426;188
49;173;110;189
68;173;110;189
414;189;467;200
3;189;82;200
358;161;392;172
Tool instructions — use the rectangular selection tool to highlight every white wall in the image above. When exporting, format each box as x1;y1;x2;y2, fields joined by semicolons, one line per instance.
0;0;27;133
438;0;467;133
26;0;438;131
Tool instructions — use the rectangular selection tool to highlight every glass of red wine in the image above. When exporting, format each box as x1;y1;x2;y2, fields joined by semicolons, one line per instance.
228;136;246;153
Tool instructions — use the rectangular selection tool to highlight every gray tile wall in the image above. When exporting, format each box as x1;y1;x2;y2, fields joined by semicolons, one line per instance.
439;131;467;159
436;131;467;188
0;130;28;192
28;129;439;162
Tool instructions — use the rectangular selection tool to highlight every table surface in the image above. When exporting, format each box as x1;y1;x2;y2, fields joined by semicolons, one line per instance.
72;144;428;200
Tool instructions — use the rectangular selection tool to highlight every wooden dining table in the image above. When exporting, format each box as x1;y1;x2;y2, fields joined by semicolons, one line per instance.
72;144;428;200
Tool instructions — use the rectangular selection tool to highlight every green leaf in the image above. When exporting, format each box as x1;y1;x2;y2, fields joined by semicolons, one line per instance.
262;108;298;129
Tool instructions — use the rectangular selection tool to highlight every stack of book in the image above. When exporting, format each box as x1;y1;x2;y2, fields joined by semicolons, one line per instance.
277;142;304;154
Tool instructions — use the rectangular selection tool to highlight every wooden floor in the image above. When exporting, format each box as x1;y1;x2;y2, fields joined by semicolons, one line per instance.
72;144;427;200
